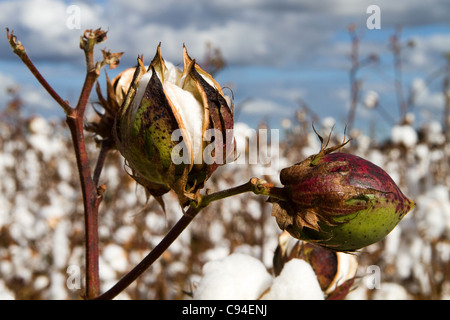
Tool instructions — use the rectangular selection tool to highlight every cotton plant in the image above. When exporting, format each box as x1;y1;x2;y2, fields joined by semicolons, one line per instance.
5;27;415;300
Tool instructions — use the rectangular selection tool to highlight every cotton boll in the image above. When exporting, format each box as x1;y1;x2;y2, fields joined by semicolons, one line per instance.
101;244;128;273
321;117;336;132
261;259;324;300
415;185;450;240
202;247;230;262
207;220;226;245
246;199;262;220
391;124;417;148
48;272;67;299
56;158;72;181
367;149;385;168
372;283;410;300
363;90;379;109
52;220;69;269
383;225;402;264
0;280;14;300
345;284;368;300
423;121;445;145
194;253;272;300
113;225;136;245
436;242;450;262
29;116;51;135
164;81;204;165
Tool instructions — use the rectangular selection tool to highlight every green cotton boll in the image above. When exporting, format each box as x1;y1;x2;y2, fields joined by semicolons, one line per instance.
114;44;234;206
271;141;415;252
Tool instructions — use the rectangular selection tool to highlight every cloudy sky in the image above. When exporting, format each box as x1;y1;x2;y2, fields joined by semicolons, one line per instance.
2;0;450;140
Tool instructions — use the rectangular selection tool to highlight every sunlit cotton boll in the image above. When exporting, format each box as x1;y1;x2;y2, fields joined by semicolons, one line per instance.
363;90;379;109
193;253;272;299
261;259;324;300
391;124;417;148
415;185;450;240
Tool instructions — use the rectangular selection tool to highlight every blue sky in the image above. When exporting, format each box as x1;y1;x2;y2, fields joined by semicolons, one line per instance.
2;0;450;141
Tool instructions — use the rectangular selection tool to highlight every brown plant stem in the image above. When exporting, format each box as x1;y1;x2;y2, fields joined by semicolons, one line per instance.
5;28;72;114
68;31;103;299
66;112;100;299
7;28;105;299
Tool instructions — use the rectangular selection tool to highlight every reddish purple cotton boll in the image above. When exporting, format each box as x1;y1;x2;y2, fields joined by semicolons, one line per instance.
272;143;415;252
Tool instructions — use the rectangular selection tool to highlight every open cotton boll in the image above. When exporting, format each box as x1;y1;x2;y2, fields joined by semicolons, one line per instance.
391;124;417;148
133;63;205;166
261;259;324;300
193;253;272;300
163;62;204;166
163;82;204;165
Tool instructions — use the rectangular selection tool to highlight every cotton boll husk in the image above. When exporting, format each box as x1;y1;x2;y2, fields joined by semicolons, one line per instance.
326;253;358;294
194;253;272;300
133;61;205;166
261;259;324;300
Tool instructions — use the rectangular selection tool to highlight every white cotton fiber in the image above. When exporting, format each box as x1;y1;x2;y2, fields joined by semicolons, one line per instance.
261;259;324;300
194;253;272;300
391;124;417;148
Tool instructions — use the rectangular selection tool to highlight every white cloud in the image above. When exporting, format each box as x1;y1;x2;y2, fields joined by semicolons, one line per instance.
408;33;450;69
2;0;450;128
1;0;105;60
411;77;444;112
3;0;450;67
240;98;291;115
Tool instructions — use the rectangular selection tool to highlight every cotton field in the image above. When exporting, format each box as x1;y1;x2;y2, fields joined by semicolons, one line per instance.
0;96;449;300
